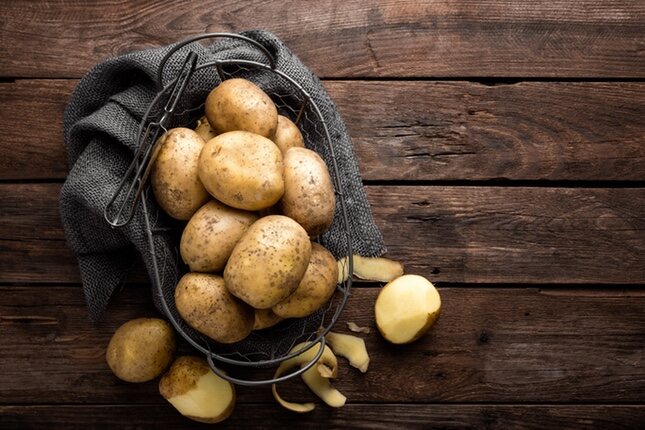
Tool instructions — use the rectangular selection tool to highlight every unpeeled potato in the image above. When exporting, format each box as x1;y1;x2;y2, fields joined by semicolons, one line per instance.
180;200;258;272
272;115;305;154
272;242;338;318
175;273;254;344
151;128;209;220
198;131;284;211
194;116;217;142
205;78;278;138
106;318;175;383
224;215;311;309
281;147;336;236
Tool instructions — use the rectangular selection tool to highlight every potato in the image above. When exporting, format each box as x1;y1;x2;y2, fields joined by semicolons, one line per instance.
106;318;175;383
194;115;217;142
253;308;283;330
151;127;209;220
205;78;278;138
160;356;235;423
281;147;336;236
198;131;284;211
175;273;254;344
272;242;338;318
180;200;258;272
272;115;305;154
374;275;441;344
224;215;311;309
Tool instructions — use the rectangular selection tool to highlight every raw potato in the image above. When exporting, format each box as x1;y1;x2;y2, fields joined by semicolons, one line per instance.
272;342;344;413
198;131;284;211
253;308;283;330
224;215;311;309
272;115;305;154
205;78;278;138
106;318;175;383
151;128;209;220
175;273;254;344
180;200;258;272
272;242;338;318
159;356;235;423
194;115;217;142
375;274;441;344
326;332;370;373
281;147;336;236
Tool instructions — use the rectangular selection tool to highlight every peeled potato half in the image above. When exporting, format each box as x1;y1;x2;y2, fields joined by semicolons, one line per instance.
374;275;441;344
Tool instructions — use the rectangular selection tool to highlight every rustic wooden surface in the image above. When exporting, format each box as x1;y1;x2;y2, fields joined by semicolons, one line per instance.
0;1;644;429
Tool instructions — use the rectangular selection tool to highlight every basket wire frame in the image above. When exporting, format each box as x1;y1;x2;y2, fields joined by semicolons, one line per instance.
105;33;354;386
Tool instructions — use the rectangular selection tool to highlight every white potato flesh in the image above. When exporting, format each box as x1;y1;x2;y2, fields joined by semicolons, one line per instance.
374;275;441;344
166;371;234;423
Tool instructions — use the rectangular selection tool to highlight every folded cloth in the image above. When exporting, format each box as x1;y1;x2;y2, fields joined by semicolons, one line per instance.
60;30;385;322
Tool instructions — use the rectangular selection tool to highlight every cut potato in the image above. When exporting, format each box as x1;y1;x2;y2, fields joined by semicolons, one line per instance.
159;356;235;423
375;274;441;344
326;332;370;373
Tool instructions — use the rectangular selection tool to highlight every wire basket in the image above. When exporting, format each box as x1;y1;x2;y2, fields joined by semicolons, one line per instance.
103;33;353;386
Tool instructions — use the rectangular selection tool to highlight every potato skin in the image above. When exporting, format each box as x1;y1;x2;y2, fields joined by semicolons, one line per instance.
151;128;209;220
106;318;175;383
273;243;338;318
272;115;305;154
224;215;311;309
281;147;336;236
180;200;258;272
175;273;254;344
194;116;218;142
159;356;236;424
198;131;284;211
205;78;278;138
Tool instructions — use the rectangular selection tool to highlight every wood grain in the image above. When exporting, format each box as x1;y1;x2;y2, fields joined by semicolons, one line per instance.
2;184;643;284
1;1;644;78
1;404;643;429
1;80;644;181
1;286;644;404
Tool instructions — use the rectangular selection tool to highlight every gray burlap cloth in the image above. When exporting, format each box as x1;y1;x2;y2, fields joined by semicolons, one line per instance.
61;30;385;345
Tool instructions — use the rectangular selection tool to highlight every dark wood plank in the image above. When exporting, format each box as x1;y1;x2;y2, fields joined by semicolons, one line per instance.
1;404;643;429
2;184;643;284
1;286;644;404
1;80;644;181
1;1;643;78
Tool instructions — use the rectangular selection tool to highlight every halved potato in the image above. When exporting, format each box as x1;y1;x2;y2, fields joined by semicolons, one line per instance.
374;275;441;344
159;356;235;423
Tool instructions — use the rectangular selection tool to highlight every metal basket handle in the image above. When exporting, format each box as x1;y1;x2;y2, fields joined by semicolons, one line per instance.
103;51;198;228
156;32;277;90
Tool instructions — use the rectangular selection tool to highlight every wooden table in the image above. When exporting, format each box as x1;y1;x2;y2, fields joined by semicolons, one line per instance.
1;1;644;428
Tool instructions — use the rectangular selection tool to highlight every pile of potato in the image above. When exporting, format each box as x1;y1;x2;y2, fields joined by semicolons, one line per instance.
103;77;444;424
150;78;339;345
